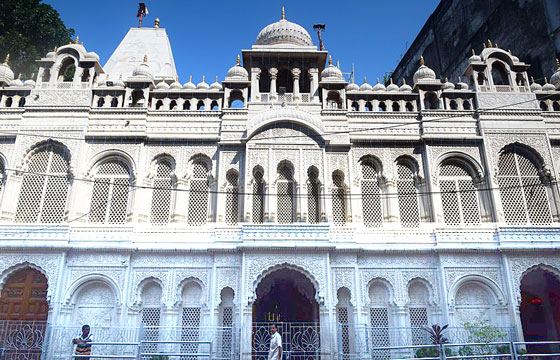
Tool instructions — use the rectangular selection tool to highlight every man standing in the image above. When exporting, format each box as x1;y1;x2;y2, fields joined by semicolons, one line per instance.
268;324;282;360
72;324;93;359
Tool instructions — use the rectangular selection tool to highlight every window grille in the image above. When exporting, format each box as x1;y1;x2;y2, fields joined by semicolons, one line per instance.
277;164;294;224
220;306;233;359
252;170;265;223
307;169;320;224
188;160;209;226
337;307;350;356
396;162;420;227
181;307;201;360
225;171;239;225
89;159;131;224
497;148;552;225
361;160;383;227
439;161;481;226
15;145;70;223
332;172;346;226
141;307;161;355
370;307;390;359
150;159;174;225
410;307;428;345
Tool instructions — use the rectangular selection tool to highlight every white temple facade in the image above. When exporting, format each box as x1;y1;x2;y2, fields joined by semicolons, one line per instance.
1;11;560;360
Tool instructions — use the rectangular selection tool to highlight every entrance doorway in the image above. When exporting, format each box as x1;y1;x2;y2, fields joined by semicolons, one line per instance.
0;267;49;359
252;268;321;359
520;267;560;353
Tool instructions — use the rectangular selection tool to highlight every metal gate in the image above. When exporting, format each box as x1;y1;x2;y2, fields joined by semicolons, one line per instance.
252;322;320;360
0;321;47;360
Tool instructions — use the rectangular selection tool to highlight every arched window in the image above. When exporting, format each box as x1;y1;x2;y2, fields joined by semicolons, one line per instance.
365;102;373;112
5;97;12;107
337;287;353;357
497;145;552;225
491;62;509;86
361;158;383;227
332;171;346;225
408;281;430;345
131;90;144;106
211;100;219;110
516;73;526;87
326;91;342;109
140;281;163;355
169;100;177;110
396;160;420;227
15;143;71;223
188;159;210;225
225;170;239;225
252;167;265;224
351;101;359;111
463;100;471;110
307;167;320;224
378;102;387;112
369;281;391;353
406;102;414;112
150;158;175;225
58;57;76;82
110;97;118;108
89;158;131;224
424;92;439;109
197;100;205;110
18;97;25;107
155;100;163;110
277;162;295;223
540;101;549;111
219;288;235;358
81;68;90;82
259;68;270;93
554;102;560;112
41;68;50;82
181;281;203;357
455;282;494;326
97;97;105;107
449;99;458;110
72;281;117;327
229;90;244;108
183;100;191;110
392;102;400;112
477;72;487;86
276;69;293;93
439;160;482;226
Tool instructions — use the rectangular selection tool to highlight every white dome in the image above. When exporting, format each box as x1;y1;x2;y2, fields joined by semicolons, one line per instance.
197;76;210;89
359;78;373;91
226;56;249;80
542;77;555;92
255;8;313;47
170;78;182;89
183;76;196;89
346;79;359;91
386;78;399;92
0;55;14;84
443;78;455;90
155;81;170;89
10;78;23;87
114;75;125;88
551;60;560;89
210;76;222;91
457;77;469;90
132;55;153;79
530;77;542;92
413;57;437;84
23;79;36;88
399;79;412;92
372;78;386;92
321;56;344;81
469;49;481;63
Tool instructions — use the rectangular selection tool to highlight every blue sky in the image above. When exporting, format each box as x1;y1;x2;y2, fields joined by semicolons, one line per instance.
44;0;439;83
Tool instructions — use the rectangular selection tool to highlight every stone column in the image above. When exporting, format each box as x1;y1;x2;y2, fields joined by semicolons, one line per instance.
309;68;319;102
269;67;278;101
73;67;84;84
251;68;261;102
292;68;301;101
384;178;400;223
172;178;189;223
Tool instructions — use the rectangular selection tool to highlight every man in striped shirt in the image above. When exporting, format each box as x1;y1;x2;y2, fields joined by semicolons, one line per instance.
72;324;93;359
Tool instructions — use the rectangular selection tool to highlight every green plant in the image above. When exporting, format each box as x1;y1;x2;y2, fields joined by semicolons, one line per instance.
462;322;509;358
424;324;449;344
415;346;438;358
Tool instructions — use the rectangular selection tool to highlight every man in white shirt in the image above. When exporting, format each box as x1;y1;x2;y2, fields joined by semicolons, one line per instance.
268;324;283;360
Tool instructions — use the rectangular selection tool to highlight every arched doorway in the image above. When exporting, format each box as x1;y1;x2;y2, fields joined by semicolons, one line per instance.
252;268;321;359
0;267;49;359
520;267;560;353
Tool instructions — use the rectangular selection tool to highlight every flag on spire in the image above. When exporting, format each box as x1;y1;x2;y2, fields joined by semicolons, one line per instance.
137;2;149;27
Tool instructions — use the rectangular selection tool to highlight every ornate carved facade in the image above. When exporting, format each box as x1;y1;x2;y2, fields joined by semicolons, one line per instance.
1;11;560;360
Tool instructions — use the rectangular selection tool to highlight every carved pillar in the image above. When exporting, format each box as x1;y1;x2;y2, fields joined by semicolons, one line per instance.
383;178;399;223
251;67;261;102
73;67;84;83
269;67;278;101
173;178;189;223
309;68;319;102
292;68;301;101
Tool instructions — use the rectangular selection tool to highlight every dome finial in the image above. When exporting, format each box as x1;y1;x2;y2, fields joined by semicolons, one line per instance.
54;46;58;52
154;18;160;28
3;54;9;64
363;77;367;83
376;77;380;84
236;54;240;65
215;75;218;82
495;42;499;48
328;55;332;66
420;55;424;66
445;77;448;82
471;49;476;56
189;75;192;82
143;54;148;63
556;59;560;69
281;6;285;20
402;78;407;85
545;77;549;84
390;78;393;84
202;75;205;82
487;39;493;48
74;36;79;44
531;76;535;84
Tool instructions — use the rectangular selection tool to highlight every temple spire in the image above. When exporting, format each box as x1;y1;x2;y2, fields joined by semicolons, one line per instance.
281;6;285;20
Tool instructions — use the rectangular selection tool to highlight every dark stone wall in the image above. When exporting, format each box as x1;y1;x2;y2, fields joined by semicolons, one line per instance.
392;0;560;85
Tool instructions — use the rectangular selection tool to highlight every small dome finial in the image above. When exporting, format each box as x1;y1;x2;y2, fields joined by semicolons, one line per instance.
189;75;192;82
531;76;535;84
445;77;448;82
545;77;549;84
487;39;493;48
495;42;499;48
3;54;9;64
54;46;58;52
471;49;476;56
420;55;424;66
202;75;205;82
363;77;367;83
458;76;462;82
215;76;218;82
402;78;407;85
281;6;285;20
236;54;240;65
376;77;380;84
143;54;148;63
556;59;560;69
390;78;393;84
154;18;160;28
328;55;332;66
74;36;79;44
